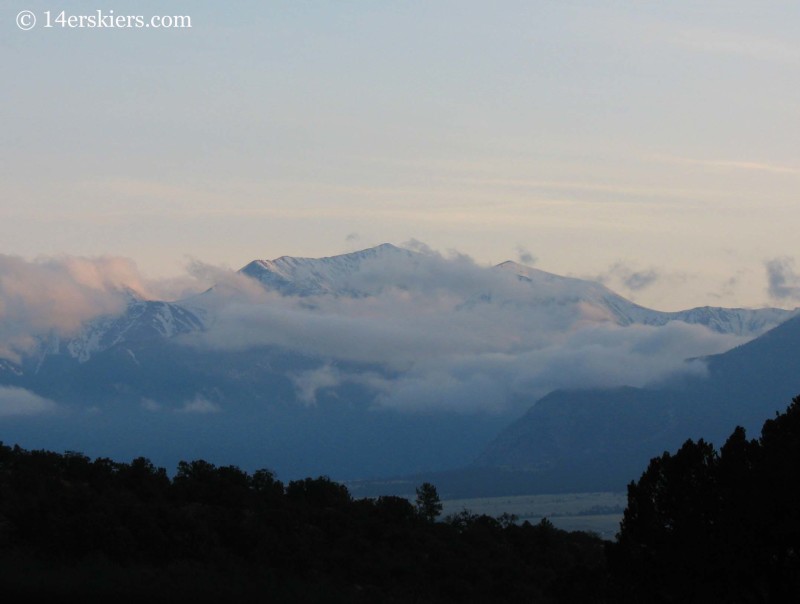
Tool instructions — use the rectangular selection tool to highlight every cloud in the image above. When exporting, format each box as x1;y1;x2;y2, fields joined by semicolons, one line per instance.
708;274;740;300
185;259;268;302
184;247;746;414
515;246;536;266
291;364;345;405
0;255;134;361
351;321;738;414
0;253;224;362
138;395;221;414
0;386;58;416
188;249;581;369
178;396;221;414
141;398;162;412
623;269;659;292
0;245;759;416
765;257;800;301
613;263;660;292
597;262;663;294
401;238;436;255
674;28;800;65
656;155;800;176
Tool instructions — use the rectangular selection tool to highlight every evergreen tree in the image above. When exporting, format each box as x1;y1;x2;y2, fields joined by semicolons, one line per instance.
415;482;443;522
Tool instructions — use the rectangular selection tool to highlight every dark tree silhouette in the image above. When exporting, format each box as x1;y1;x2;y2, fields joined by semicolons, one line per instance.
415;481;443;522
610;396;800;603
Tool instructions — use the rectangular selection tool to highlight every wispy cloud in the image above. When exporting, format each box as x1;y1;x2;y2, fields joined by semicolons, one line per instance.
178;396;221;414
674;28;800;64
0;386;58;417
515;246;536;266
459;177;709;200
657;155;800;176
766;257;800;301
595;262;669;294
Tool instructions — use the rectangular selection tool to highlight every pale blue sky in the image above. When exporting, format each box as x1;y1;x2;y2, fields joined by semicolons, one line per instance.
3;1;800;310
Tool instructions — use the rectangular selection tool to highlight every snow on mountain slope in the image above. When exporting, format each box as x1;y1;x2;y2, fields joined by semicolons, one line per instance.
491;261;643;319
239;243;415;297
240;249;793;338
22;245;795;369
33;296;204;366
229;246;790;340
493;261;796;336
0;358;23;377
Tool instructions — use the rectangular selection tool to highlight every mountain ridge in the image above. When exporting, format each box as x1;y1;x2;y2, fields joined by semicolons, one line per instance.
475;314;800;490
2;244;798;484
9;243;798;368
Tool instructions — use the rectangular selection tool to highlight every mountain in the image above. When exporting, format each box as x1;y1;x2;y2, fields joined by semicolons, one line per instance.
25;294;204;371
494;261;794;336
0;244;796;484
241;249;795;336
238;243;415;297
20;246;793;371
476;315;800;491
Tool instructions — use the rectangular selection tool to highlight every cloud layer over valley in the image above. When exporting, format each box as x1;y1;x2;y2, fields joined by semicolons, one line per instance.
182;246;749;413
0;246;778;416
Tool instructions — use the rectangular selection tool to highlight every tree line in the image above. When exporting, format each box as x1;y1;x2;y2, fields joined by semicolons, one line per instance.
610;395;800;602
2;395;800;601
0;444;605;602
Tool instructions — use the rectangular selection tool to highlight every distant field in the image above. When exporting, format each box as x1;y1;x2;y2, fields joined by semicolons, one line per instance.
441;492;626;540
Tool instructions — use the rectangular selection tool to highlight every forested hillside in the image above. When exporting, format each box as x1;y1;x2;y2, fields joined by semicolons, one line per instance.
0;444;606;602
3;395;800;602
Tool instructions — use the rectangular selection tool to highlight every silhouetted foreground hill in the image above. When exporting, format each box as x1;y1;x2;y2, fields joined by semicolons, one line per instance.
3;394;800;602
0;444;607;603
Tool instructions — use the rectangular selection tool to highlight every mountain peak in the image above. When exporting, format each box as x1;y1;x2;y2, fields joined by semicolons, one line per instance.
245;243;407;269
239;244;415;296
493;261;594;284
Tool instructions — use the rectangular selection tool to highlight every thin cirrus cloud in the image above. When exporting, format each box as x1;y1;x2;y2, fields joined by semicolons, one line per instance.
654;155;800;177
674;27;800;64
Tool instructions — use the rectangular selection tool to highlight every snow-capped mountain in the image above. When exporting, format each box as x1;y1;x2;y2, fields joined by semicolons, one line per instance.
2;243;798;484
27;295;204;369
237;247;795;337
239;247;794;336
15;245;795;372
494;261;795;336
238;243;415;297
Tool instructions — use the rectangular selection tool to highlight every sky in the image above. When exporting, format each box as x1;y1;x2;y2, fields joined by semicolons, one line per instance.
3;1;800;311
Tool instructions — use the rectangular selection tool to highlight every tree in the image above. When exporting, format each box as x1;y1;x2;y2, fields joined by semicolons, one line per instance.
610;396;800;602
286;476;351;509
414;482;442;522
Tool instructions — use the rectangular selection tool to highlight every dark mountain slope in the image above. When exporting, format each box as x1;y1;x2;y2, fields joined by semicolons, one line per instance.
476;316;800;491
